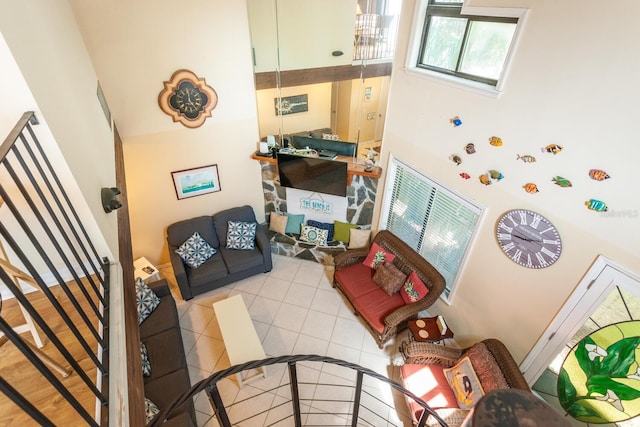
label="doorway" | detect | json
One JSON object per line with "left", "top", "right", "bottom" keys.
{"left": 520, "top": 256, "right": 640, "bottom": 426}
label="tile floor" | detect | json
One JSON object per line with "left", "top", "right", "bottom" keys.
{"left": 158, "top": 254, "right": 413, "bottom": 426}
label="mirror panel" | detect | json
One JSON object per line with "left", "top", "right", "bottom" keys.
{"left": 248, "top": 0, "right": 401, "bottom": 158}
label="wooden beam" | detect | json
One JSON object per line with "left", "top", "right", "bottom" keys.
{"left": 254, "top": 63, "right": 392, "bottom": 90}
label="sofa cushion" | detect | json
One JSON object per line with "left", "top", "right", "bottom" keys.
{"left": 285, "top": 213, "right": 305, "bottom": 234}
{"left": 443, "top": 356, "right": 485, "bottom": 409}
{"left": 363, "top": 242, "right": 396, "bottom": 270}
{"left": 140, "top": 295, "right": 177, "bottom": 339}
{"left": 307, "top": 220, "right": 334, "bottom": 241}
{"left": 462, "top": 342, "right": 509, "bottom": 392}
{"left": 213, "top": 205, "right": 258, "bottom": 244}
{"left": 269, "top": 213, "right": 288, "bottom": 234}
{"left": 167, "top": 215, "right": 219, "bottom": 249}
{"left": 145, "top": 397, "right": 160, "bottom": 424}
{"left": 136, "top": 278, "right": 160, "bottom": 325}
{"left": 372, "top": 261, "right": 407, "bottom": 295}
{"left": 144, "top": 369, "right": 193, "bottom": 420}
{"left": 184, "top": 253, "right": 228, "bottom": 287}
{"left": 219, "top": 246, "right": 265, "bottom": 274}
{"left": 176, "top": 231, "right": 217, "bottom": 268}
{"left": 351, "top": 286, "right": 404, "bottom": 333}
{"left": 334, "top": 220, "right": 357, "bottom": 242}
{"left": 400, "top": 271, "right": 430, "bottom": 304}
{"left": 300, "top": 225, "right": 328, "bottom": 245}
{"left": 143, "top": 327, "right": 187, "bottom": 384}
{"left": 401, "top": 364, "right": 459, "bottom": 414}
{"left": 226, "top": 220, "right": 257, "bottom": 250}
{"left": 334, "top": 263, "right": 377, "bottom": 301}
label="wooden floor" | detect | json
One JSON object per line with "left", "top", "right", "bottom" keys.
{"left": 0, "top": 277, "right": 103, "bottom": 426}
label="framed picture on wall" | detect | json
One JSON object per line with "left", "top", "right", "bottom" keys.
{"left": 171, "top": 164, "right": 221, "bottom": 200}
{"left": 274, "top": 94, "right": 308, "bottom": 115}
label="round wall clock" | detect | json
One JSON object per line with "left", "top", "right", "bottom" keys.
{"left": 158, "top": 69, "right": 218, "bottom": 128}
{"left": 495, "top": 209, "right": 562, "bottom": 269}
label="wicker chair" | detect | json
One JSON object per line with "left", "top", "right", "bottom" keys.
{"left": 399, "top": 338, "right": 531, "bottom": 427}
{"left": 333, "top": 230, "right": 445, "bottom": 348}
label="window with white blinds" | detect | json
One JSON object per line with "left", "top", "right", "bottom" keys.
{"left": 381, "top": 157, "right": 483, "bottom": 299}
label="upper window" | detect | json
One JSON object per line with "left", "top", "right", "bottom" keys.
{"left": 408, "top": 0, "right": 527, "bottom": 93}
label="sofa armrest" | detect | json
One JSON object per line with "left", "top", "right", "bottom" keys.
{"left": 401, "top": 341, "right": 463, "bottom": 367}
{"left": 254, "top": 225, "right": 273, "bottom": 271}
{"left": 168, "top": 247, "right": 192, "bottom": 299}
{"left": 147, "top": 278, "right": 172, "bottom": 298}
{"left": 334, "top": 248, "right": 369, "bottom": 270}
{"left": 482, "top": 338, "right": 530, "bottom": 391}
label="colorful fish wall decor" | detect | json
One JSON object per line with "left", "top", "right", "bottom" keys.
{"left": 460, "top": 172, "right": 470, "bottom": 180}
{"left": 585, "top": 199, "right": 608, "bottom": 212}
{"left": 465, "top": 143, "right": 476, "bottom": 154}
{"left": 450, "top": 154, "right": 462, "bottom": 165}
{"left": 589, "top": 169, "right": 610, "bottom": 181}
{"left": 517, "top": 154, "right": 537, "bottom": 163}
{"left": 542, "top": 144, "right": 563, "bottom": 155}
{"left": 489, "top": 170, "right": 504, "bottom": 181}
{"left": 523, "top": 183, "right": 539, "bottom": 194}
{"left": 552, "top": 176, "right": 572, "bottom": 187}
{"left": 489, "top": 136, "right": 503, "bottom": 146}
{"left": 479, "top": 174, "right": 492, "bottom": 185}
{"left": 450, "top": 116, "right": 462, "bottom": 127}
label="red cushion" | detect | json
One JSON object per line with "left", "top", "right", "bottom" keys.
{"left": 400, "top": 271, "right": 430, "bottom": 304}
{"left": 334, "top": 263, "right": 378, "bottom": 301}
{"left": 362, "top": 242, "right": 396, "bottom": 269}
{"left": 351, "top": 286, "right": 404, "bottom": 333}
{"left": 401, "top": 364, "right": 459, "bottom": 422}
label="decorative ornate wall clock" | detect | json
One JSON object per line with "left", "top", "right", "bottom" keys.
{"left": 158, "top": 69, "right": 218, "bottom": 128}
{"left": 495, "top": 209, "right": 562, "bottom": 269}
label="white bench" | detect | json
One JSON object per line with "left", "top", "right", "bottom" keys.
{"left": 213, "top": 294, "right": 267, "bottom": 387}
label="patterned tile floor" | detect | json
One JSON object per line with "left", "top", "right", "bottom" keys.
{"left": 158, "top": 254, "right": 412, "bottom": 426}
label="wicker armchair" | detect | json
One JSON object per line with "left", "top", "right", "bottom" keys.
{"left": 399, "top": 338, "right": 530, "bottom": 427}
{"left": 333, "top": 230, "right": 445, "bottom": 348}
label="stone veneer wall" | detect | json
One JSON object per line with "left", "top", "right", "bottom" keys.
{"left": 257, "top": 160, "right": 379, "bottom": 264}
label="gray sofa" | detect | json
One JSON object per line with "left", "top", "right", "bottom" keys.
{"left": 167, "top": 205, "right": 273, "bottom": 300}
{"left": 141, "top": 279, "right": 195, "bottom": 426}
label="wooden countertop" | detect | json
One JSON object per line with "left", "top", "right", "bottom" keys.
{"left": 251, "top": 152, "right": 382, "bottom": 179}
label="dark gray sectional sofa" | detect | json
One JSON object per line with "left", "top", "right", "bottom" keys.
{"left": 140, "top": 279, "right": 195, "bottom": 426}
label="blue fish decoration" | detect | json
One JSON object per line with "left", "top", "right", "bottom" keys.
{"left": 585, "top": 199, "right": 608, "bottom": 212}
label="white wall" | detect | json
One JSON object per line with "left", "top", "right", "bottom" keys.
{"left": 69, "top": 0, "right": 265, "bottom": 266}
{"left": 379, "top": 0, "right": 640, "bottom": 362}
{"left": 0, "top": 2, "right": 116, "bottom": 262}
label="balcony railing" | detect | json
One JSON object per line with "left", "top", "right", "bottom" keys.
{"left": 150, "top": 354, "right": 447, "bottom": 427}
{"left": 0, "top": 112, "right": 110, "bottom": 425}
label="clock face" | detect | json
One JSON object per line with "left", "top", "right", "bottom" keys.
{"left": 496, "top": 209, "right": 562, "bottom": 269}
{"left": 170, "top": 81, "right": 208, "bottom": 119}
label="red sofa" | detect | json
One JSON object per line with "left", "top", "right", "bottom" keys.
{"left": 333, "top": 230, "right": 445, "bottom": 348}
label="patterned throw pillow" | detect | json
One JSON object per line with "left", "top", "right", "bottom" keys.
{"left": 362, "top": 242, "right": 396, "bottom": 270}
{"left": 400, "top": 271, "right": 430, "bottom": 304}
{"left": 145, "top": 397, "right": 160, "bottom": 423}
{"left": 307, "top": 220, "right": 334, "bottom": 241}
{"left": 299, "top": 225, "right": 329, "bottom": 245}
{"left": 443, "top": 356, "right": 485, "bottom": 409}
{"left": 372, "top": 261, "right": 407, "bottom": 296}
{"left": 175, "top": 231, "right": 217, "bottom": 269}
{"left": 226, "top": 220, "right": 257, "bottom": 250}
{"left": 269, "top": 213, "right": 288, "bottom": 234}
{"left": 140, "top": 342, "right": 151, "bottom": 377}
{"left": 135, "top": 277, "right": 160, "bottom": 325}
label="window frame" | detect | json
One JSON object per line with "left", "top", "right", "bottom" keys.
{"left": 405, "top": 0, "right": 528, "bottom": 97}
{"left": 378, "top": 155, "right": 485, "bottom": 303}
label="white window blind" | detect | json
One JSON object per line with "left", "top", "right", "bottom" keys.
{"left": 382, "top": 157, "right": 483, "bottom": 298}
